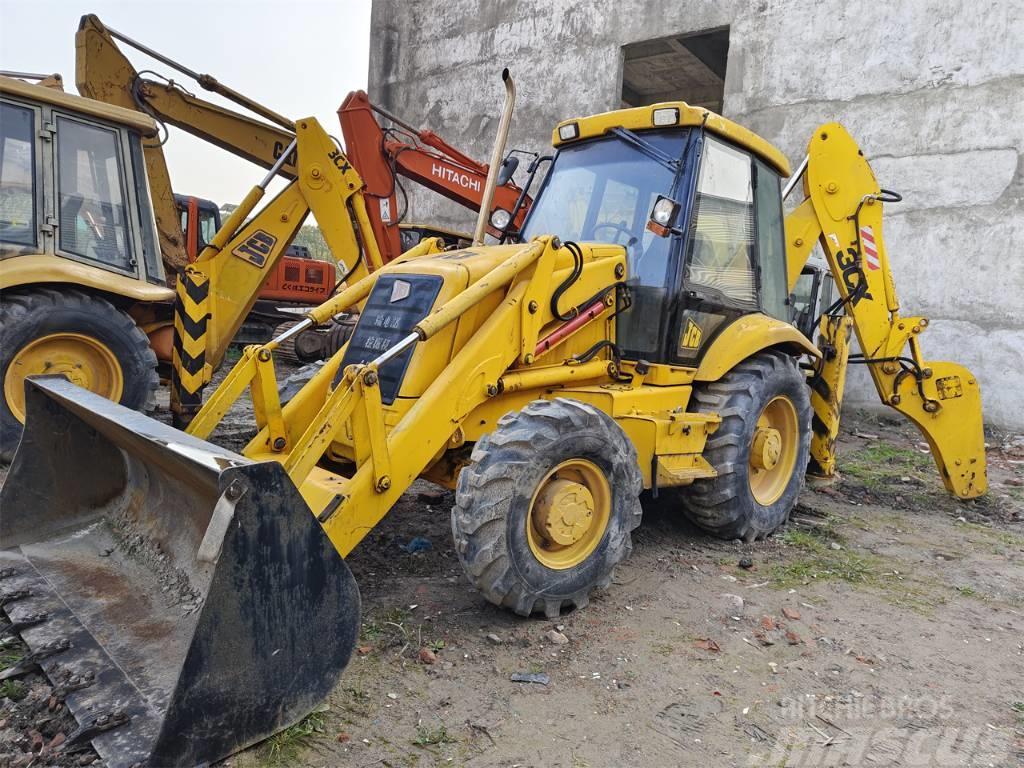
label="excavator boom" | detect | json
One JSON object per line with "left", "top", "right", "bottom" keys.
{"left": 77, "top": 13, "right": 533, "bottom": 278}
{"left": 339, "top": 90, "right": 534, "bottom": 257}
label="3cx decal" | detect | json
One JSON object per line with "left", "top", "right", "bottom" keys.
{"left": 328, "top": 148, "right": 352, "bottom": 173}
{"left": 231, "top": 230, "right": 277, "bottom": 266}
{"left": 835, "top": 246, "right": 873, "bottom": 305}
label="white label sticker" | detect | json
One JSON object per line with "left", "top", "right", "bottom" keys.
{"left": 379, "top": 198, "right": 392, "bottom": 224}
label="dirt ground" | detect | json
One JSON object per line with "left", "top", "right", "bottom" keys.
{"left": 2, "top": 362, "right": 1022, "bottom": 767}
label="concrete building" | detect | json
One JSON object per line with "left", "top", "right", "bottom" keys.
{"left": 368, "top": 0, "right": 1024, "bottom": 428}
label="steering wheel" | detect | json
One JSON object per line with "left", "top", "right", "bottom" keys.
{"left": 592, "top": 221, "right": 634, "bottom": 244}
{"left": 592, "top": 221, "right": 639, "bottom": 262}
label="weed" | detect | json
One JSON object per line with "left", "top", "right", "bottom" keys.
{"left": 413, "top": 723, "right": 457, "bottom": 746}
{"left": 772, "top": 551, "right": 877, "bottom": 588}
{"left": 0, "top": 679, "right": 27, "bottom": 701}
{"left": 361, "top": 606, "right": 411, "bottom": 642}
{"left": 344, "top": 686, "right": 369, "bottom": 702}
{"left": 428, "top": 639, "right": 446, "bottom": 651}
{"left": 260, "top": 708, "right": 328, "bottom": 765}
{"left": 650, "top": 642, "right": 675, "bottom": 656}
{"left": 843, "top": 443, "right": 933, "bottom": 490}
{"left": 955, "top": 585, "right": 977, "bottom": 597}
{"left": 1011, "top": 701, "right": 1024, "bottom": 714}
{"left": 0, "top": 643, "right": 24, "bottom": 667}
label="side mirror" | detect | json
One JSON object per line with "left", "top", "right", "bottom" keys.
{"left": 646, "top": 195, "right": 681, "bottom": 237}
{"left": 496, "top": 155, "right": 520, "bottom": 186}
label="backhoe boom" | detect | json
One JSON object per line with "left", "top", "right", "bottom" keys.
{"left": 784, "top": 124, "right": 986, "bottom": 497}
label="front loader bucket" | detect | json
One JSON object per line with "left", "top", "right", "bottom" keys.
{"left": 0, "top": 377, "right": 360, "bottom": 767}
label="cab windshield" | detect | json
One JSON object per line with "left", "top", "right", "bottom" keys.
{"left": 520, "top": 129, "right": 689, "bottom": 357}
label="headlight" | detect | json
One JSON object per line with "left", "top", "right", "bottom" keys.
{"left": 490, "top": 208, "right": 512, "bottom": 231}
{"left": 652, "top": 197, "right": 676, "bottom": 225}
{"left": 557, "top": 122, "right": 580, "bottom": 141}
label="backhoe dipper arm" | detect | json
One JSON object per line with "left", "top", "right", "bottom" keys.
{"left": 171, "top": 118, "right": 381, "bottom": 421}
{"left": 75, "top": 14, "right": 298, "bottom": 273}
{"left": 784, "top": 123, "right": 986, "bottom": 498}
{"left": 339, "top": 91, "right": 530, "bottom": 260}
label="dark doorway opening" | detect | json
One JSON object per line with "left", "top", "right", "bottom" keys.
{"left": 621, "top": 28, "right": 729, "bottom": 113}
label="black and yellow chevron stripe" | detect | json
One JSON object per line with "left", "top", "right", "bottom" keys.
{"left": 171, "top": 267, "right": 211, "bottom": 414}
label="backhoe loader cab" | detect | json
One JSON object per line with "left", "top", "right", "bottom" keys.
{"left": 521, "top": 104, "right": 796, "bottom": 366}
{"left": 0, "top": 75, "right": 171, "bottom": 459}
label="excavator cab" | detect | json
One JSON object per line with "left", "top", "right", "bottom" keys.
{"left": 174, "top": 193, "right": 221, "bottom": 260}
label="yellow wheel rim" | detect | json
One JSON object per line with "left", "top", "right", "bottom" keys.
{"left": 748, "top": 395, "right": 799, "bottom": 506}
{"left": 527, "top": 458, "right": 611, "bottom": 570}
{"left": 4, "top": 333, "right": 123, "bottom": 423}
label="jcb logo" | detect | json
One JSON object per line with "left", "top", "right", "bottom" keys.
{"left": 680, "top": 319, "right": 702, "bottom": 349}
{"left": 232, "top": 230, "right": 277, "bottom": 266}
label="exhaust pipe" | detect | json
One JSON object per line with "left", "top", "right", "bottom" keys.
{"left": 472, "top": 68, "right": 516, "bottom": 245}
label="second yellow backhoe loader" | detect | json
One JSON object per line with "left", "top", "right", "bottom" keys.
{"left": 0, "top": 81, "right": 987, "bottom": 765}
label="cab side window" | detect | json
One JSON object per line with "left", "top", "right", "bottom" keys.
{"left": 754, "top": 160, "right": 788, "bottom": 320}
{"left": 56, "top": 116, "right": 133, "bottom": 271}
{"left": 0, "top": 102, "right": 37, "bottom": 248}
{"left": 683, "top": 137, "right": 758, "bottom": 310}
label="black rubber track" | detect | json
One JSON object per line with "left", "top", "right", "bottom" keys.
{"left": 452, "top": 398, "right": 643, "bottom": 618}
{"left": 0, "top": 288, "right": 158, "bottom": 461}
{"left": 680, "top": 350, "right": 811, "bottom": 542}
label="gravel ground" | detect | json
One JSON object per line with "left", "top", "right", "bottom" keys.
{"left": 2, "top": 362, "right": 1022, "bottom": 767}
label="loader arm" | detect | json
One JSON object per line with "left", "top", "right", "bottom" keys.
{"left": 170, "top": 117, "right": 382, "bottom": 421}
{"left": 784, "top": 124, "right": 986, "bottom": 498}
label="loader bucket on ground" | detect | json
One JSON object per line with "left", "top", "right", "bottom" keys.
{"left": 0, "top": 376, "right": 360, "bottom": 767}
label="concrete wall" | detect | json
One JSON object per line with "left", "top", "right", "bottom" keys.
{"left": 368, "top": 0, "right": 1024, "bottom": 428}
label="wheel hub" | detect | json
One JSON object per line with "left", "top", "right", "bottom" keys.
{"left": 747, "top": 396, "right": 800, "bottom": 506}
{"left": 751, "top": 427, "right": 782, "bottom": 471}
{"left": 526, "top": 459, "right": 612, "bottom": 570}
{"left": 533, "top": 478, "right": 595, "bottom": 546}
{"left": 4, "top": 333, "right": 123, "bottom": 423}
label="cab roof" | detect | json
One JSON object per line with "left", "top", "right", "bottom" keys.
{"left": 0, "top": 75, "right": 158, "bottom": 136}
{"left": 552, "top": 101, "right": 791, "bottom": 177}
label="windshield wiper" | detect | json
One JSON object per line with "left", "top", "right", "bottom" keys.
{"left": 609, "top": 127, "right": 680, "bottom": 172}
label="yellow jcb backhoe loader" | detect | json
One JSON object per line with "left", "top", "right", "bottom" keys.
{"left": 0, "top": 89, "right": 986, "bottom": 765}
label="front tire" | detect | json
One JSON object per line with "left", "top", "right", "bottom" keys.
{"left": 452, "top": 398, "right": 643, "bottom": 618}
{"left": 0, "top": 288, "right": 158, "bottom": 461}
{"left": 680, "top": 350, "right": 811, "bottom": 541}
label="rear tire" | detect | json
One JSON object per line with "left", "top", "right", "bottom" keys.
{"left": 0, "top": 288, "right": 158, "bottom": 461}
{"left": 452, "top": 398, "right": 642, "bottom": 618}
{"left": 680, "top": 350, "right": 811, "bottom": 541}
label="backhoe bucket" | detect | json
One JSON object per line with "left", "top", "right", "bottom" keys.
{"left": 0, "top": 377, "right": 360, "bottom": 767}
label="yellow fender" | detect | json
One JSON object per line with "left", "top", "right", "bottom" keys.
{"left": 694, "top": 313, "right": 819, "bottom": 382}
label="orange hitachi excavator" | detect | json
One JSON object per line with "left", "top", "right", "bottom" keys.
{"left": 338, "top": 90, "right": 541, "bottom": 256}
